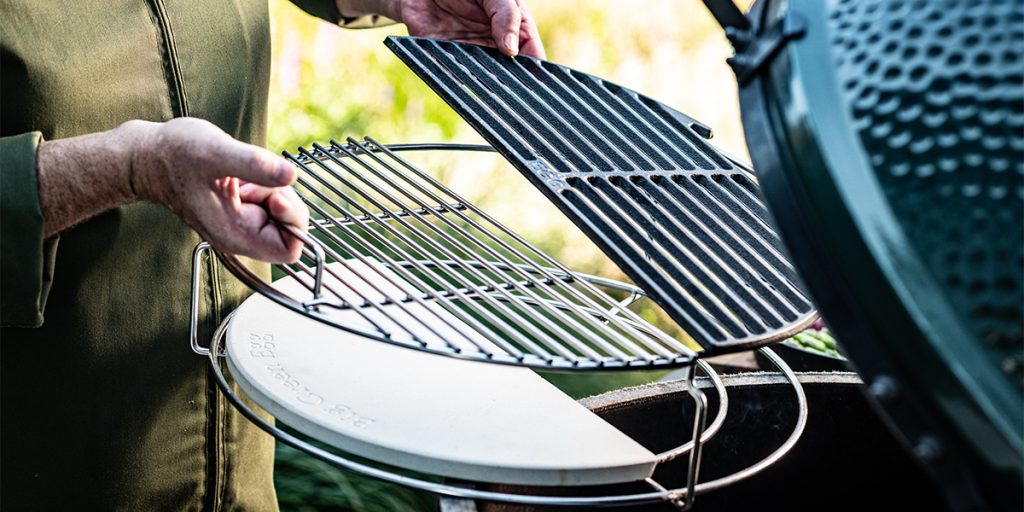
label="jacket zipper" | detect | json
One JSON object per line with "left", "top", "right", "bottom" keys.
{"left": 145, "top": 4, "right": 211, "bottom": 508}
{"left": 202, "top": 251, "right": 224, "bottom": 511}
{"left": 210, "top": 255, "right": 226, "bottom": 511}
{"left": 147, "top": 0, "right": 190, "bottom": 117}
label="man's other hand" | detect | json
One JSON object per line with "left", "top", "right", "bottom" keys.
{"left": 338, "top": 0, "right": 545, "bottom": 58}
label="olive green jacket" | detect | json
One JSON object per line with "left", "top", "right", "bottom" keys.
{"left": 0, "top": 2, "right": 381, "bottom": 510}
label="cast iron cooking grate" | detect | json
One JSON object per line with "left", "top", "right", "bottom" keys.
{"left": 386, "top": 36, "right": 817, "bottom": 353}
{"left": 209, "top": 137, "right": 699, "bottom": 369}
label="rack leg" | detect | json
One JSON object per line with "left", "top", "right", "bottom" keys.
{"left": 682, "top": 363, "right": 709, "bottom": 511}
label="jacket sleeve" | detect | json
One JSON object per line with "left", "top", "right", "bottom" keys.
{"left": 1, "top": 132, "right": 59, "bottom": 328}
{"left": 289, "top": 0, "right": 398, "bottom": 28}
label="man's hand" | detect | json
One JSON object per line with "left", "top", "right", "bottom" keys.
{"left": 36, "top": 118, "right": 309, "bottom": 264}
{"left": 133, "top": 119, "right": 309, "bottom": 263}
{"left": 339, "top": 0, "right": 545, "bottom": 58}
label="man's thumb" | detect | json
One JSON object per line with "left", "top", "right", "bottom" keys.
{"left": 216, "top": 139, "right": 296, "bottom": 187}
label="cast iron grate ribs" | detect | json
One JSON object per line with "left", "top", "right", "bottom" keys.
{"left": 386, "top": 36, "right": 817, "bottom": 353}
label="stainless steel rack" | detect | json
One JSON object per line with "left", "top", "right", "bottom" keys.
{"left": 197, "top": 137, "right": 705, "bottom": 370}
{"left": 189, "top": 140, "right": 810, "bottom": 510}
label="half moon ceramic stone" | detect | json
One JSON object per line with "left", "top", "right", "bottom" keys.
{"left": 224, "top": 260, "right": 658, "bottom": 486}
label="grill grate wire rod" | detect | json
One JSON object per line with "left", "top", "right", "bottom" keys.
{"left": 188, "top": 139, "right": 813, "bottom": 510}
{"left": 207, "top": 137, "right": 700, "bottom": 370}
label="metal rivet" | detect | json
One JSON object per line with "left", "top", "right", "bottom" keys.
{"left": 867, "top": 374, "right": 901, "bottom": 405}
{"left": 1001, "top": 355, "right": 1022, "bottom": 376}
{"left": 913, "top": 435, "right": 944, "bottom": 464}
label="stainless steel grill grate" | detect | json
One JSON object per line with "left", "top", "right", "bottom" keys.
{"left": 190, "top": 137, "right": 813, "bottom": 510}
{"left": 211, "top": 137, "right": 697, "bottom": 369}
{"left": 386, "top": 36, "right": 817, "bottom": 353}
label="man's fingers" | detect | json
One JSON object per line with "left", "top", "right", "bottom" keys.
{"left": 215, "top": 201, "right": 304, "bottom": 264}
{"left": 518, "top": 35, "right": 545, "bottom": 60}
{"left": 263, "top": 226, "right": 306, "bottom": 263}
{"left": 266, "top": 187, "right": 309, "bottom": 229}
{"left": 161, "top": 118, "right": 305, "bottom": 263}
{"left": 517, "top": 1, "right": 546, "bottom": 59}
{"left": 238, "top": 183, "right": 308, "bottom": 229}
{"left": 238, "top": 182, "right": 272, "bottom": 203}
{"left": 483, "top": 0, "right": 522, "bottom": 57}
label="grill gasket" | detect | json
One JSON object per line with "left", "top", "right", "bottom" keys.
{"left": 386, "top": 36, "right": 817, "bottom": 353}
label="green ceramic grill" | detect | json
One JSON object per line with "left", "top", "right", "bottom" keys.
{"left": 704, "top": 0, "right": 1023, "bottom": 509}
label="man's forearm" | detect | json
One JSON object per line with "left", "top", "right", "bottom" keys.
{"left": 35, "top": 122, "right": 146, "bottom": 238}
{"left": 34, "top": 117, "right": 307, "bottom": 263}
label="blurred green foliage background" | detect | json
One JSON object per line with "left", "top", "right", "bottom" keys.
{"left": 266, "top": 1, "right": 750, "bottom": 510}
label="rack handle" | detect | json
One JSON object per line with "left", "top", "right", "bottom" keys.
{"left": 190, "top": 223, "right": 325, "bottom": 356}
{"left": 190, "top": 242, "right": 213, "bottom": 356}
{"left": 282, "top": 223, "right": 325, "bottom": 305}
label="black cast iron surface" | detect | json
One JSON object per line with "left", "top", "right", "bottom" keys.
{"left": 386, "top": 36, "right": 816, "bottom": 354}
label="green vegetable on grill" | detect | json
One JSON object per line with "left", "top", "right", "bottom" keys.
{"left": 785, "top": 328, "right": 844, "bottom": 358}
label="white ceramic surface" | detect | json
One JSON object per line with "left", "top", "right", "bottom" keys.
{"left": 225, "top": 260, "right": 657, "bottom": 486}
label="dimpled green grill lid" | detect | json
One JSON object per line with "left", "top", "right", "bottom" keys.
{"left": 731, "top": 0, "right": 1022, "bottom": 508}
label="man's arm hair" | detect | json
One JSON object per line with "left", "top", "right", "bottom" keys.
{"left": 34, "top": 118, "right": 308, "bottom": 263}
{"left": 36, "top": 122, "right": 140, "bottom": 238}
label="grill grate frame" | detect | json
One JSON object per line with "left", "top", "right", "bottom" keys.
{"left": 213, "top": 138, "right": 700, "bottom": 370}
{"left": 386, "top": 36, "right": 817, "bottom": 353}
{"left": 189, "top": 138, "right": 813, "bottom": 507}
